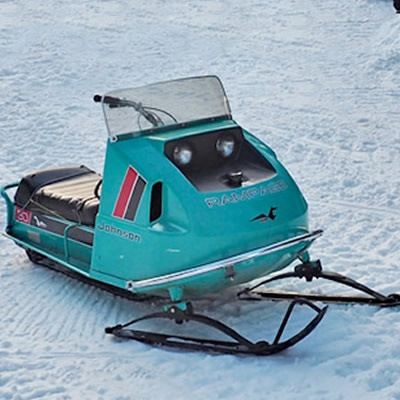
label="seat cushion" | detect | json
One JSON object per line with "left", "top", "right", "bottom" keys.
{"left": 14, "top": 165, "right": 101, "bottom": 227}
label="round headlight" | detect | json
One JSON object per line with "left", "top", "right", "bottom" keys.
{"left": 216, "top": 135, "right": 235, "bottom": 158}
{"left": 173, "top": 144, "right": 193, "bottom": 166}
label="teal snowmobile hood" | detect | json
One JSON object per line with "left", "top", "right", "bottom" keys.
{"left": 92, "top": 119, "right": 309, "bottom": 298}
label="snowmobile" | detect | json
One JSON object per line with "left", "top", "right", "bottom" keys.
{"left": 2, "top": 76, "right": 399, "bottom": 355}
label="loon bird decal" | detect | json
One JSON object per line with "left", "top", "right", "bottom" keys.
{"left": 251, "top": 207, "right": 277, "bottom": 222}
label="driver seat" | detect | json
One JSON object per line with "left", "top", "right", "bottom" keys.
{"left": 14, "top": 165, "right": 101, "bottom": 227}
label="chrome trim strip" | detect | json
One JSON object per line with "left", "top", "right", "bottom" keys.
{"left": 127, "top": 229, "right": 323, "bottom": 291}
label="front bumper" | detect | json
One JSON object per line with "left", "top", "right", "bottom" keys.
{"left": 127, "top": 229, "right": 323, "bottom": 293}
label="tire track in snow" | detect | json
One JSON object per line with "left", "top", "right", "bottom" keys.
{"left": 10, "top": 270, "right": 75, "bottom": 337}
{"left": 309, "top": 198, "right": 400, "bottom": 218}
{"left": 265, "top": 123, "right": 400, "bottom": 173}
{"left": 0, "top": 253, "right": 153, "bottom": 345}
{"left": 0, "top": 267, "right": 62, "bottom": 329}
{"left": 50, "top": 282, "right": 109, "bottom": 341}
{"left": 6, "top": 266, "right": 95, "bottom": 340}
{"left": 84, "top": 291, "right": 112, "bottom": 338}
{"left": 40, "top": 279, "right": 95, "bottom": 341}
{"left": 1, "top": 350, "right": 143, "bottom": 361}
{"left": 15, "top": 265, "right": 148, "bottom": 343}
{"left": 35, "top": 275, "right": 119, "bottom": 343}
{"left": 264, "top": 124, "right": 374, "bottom": 162}
{"left": 263, "top": 124, "right": 400, "bottom": 218}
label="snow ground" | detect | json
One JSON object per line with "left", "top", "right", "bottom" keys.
{"left": 0, "top": 0, "right": 400, "bottom": 399}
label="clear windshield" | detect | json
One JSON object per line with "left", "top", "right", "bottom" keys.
{"left": 101, "top": 76, "right": 232, "bottom": 139}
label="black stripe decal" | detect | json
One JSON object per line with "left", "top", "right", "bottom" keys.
{"left": 30, "top": 214, "right": 94, "bottom": 246}
{"left": 124, "top": 177, "right": 146, "bottom": 221}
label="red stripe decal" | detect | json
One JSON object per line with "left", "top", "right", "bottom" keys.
{"left": 113, "top": 167, "right": 138, "bottom": 218}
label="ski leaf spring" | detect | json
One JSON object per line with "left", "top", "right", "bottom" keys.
{"left": 105, "top": 299, "right": 327, "bottom": 356}
{"left": 238, "top": 260, "right": 400, "bottom": 307}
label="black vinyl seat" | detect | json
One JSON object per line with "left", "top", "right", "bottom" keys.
{"left": 14, "top": 165, "right": 101, "bottom": 227}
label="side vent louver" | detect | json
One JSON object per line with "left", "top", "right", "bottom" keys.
{"left": 150, "top": 182, "right": 162, "bottom": 223}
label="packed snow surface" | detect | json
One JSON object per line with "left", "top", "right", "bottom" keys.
{"left": 1, "top": 0, "right": 400, "bottom": 399}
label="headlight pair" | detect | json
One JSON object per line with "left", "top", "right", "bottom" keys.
{"left": 172, "top": 134, "right": 236, "bottom": 166}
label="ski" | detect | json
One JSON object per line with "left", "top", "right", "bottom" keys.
{"left": 105, "top": 299, "right": 327, "bottom": 356}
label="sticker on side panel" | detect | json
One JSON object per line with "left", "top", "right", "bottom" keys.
{"left": 204, "top": 179, "right": 288, "bottom": 208}
{"left": 97, "top": 221, "right": 141, "bottom": 243}
{"left": 113, "top": 166, "right": 147, "bottom": 222}
{"left": 15, "top": 206, "right": 32, "bottom": 225}
{"left": 251, "top": 207, "right": 277, "bottom": 223}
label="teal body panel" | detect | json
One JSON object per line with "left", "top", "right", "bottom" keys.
{"left": 90, "top": 120, "right": 309, "bottom": 299}
{"left": 2, "top": 119, "right": 312, "bottom": 303}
